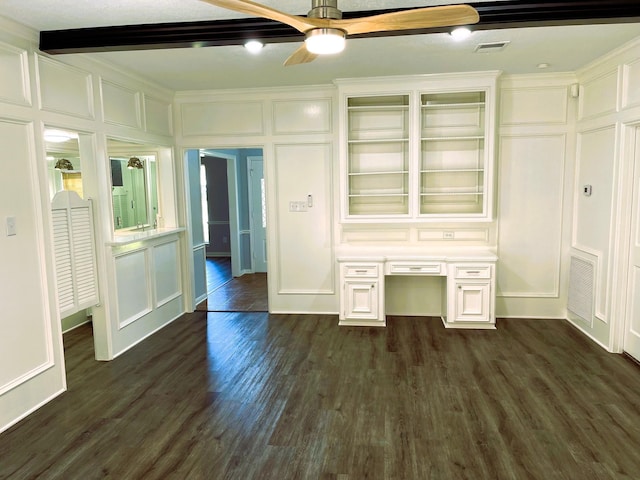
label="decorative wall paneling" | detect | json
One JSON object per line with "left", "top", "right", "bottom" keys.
{"left": 0, "top": 115, "right": 65, "bottom": 433}
{"left": 144, "top": 94, "right": 173, "bottom": 136}
{"left": 109, "top": 234, "right": 183, "bottom": 354}
{"left": 101, "top": 79, "right": 141, "bottom": 129}
{"left": 36, "top": 54, "right": 94, "bottom": 119}
{"left": 571, "top": 36, "right": 640, "bottom": 351}
{"left": 497, "top": 134, "right": 566, "bottom": 298}
{"left": 174, "top": 86, "right": 339, "bottom": 315}
{"left": 573, "top": 125, "right": 617, "bottom": 324}
{"left": 180, "top": 101, "right": 264, "bottom": 137}
{"left": 496, "top": 74, "right": 577, "bottom": 319}
{"left": 272, "top": 99, "right": 332, "bottom": 135}
{"left": 272, "top": 143, "right": 335, "bottom": 296}
{"left": 0, "top": 41, "right": 31, "bottom": 107}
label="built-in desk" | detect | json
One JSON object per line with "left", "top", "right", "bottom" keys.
{"left": 337, "top": 249, "right": 497, "bottom": 329}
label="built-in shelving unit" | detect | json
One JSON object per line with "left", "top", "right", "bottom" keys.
{"left": 347, "top": 95, "right": 410, "bottom": 216}
{"left": 337, "top": 72, "right": 499, "bottom": 223}
{"left": 420, "top": 91, "right": 486, "bottom": 215}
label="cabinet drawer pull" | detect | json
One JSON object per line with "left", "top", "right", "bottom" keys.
{"left": 409, "top": 267, "right": 422, "bottom": 271}
{"left": 355, "top": 269, "right": 368, "bottom": 274}
{"left": 466, "top": 270, "right": 481, "bottom": 274}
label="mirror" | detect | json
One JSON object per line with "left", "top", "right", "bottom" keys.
{"left": 108, "top": 139, "right": 159, "bottom": 231}
{"left": 45, "top": 128, "right": 82, "bottom": 200}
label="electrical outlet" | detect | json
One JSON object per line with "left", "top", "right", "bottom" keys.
{"left": 443, "top": 231, "right": 454, "bottom": 240}
{"left": 289, "top": 201, "right": 307, "bottom": 212}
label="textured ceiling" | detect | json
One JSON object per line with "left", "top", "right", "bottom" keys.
{"left": 1, "top": 1, "right": 639, "bottom": 91}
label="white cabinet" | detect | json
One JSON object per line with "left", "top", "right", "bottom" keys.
{"left": 337, "top": 72, "right": 499, "bottom": 222}
{"left": 339, "top": 261, "right": 385, "bottom": 326}
{"left": 338, "top": 253, "right": 496, "bottom": 329}
{"left": 444, "top": 263, "right": 495, "bottom": 329}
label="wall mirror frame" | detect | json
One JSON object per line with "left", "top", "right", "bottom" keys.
{"left": 107, "top": 138, "right": 160, "bottom": 233}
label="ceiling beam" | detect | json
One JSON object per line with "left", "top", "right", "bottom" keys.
{"left": 39, "top": 0, "right": 640, "bottom": 54}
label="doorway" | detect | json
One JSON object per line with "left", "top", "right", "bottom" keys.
{"left": 191, "top": 147, "right": 268, "bottom": 312}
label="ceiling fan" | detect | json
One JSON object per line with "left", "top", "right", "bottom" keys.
{"left": 200, "top": 0, "right": 480, "bottom": 65}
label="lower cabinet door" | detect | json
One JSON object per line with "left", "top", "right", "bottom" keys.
{"left": 344, "top": 280, "right": 379, "bottom": 321}
{"left": 454, "top": 282, "right": 491, "bottom": 323}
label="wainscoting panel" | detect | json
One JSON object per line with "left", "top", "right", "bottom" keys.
{"left": 273, "top": 143, "right": 334, "bottom": 295}
{"left": 272, "top": 98, "right": 332, "bottom": 135}
{"left": 37, "top": 55, "right": 93, "bottom": 119}
{"left": 0, "top": 41, "right": 30, "bottom": 106}
{"left": 497, "top": 134, "right": 566, "bottom": 297}
{"left": 144, "top": 94, "right": 173, "bottom": 136}
{"left": 153, "top": 240, "right": 181, "bottom": 307}
{"left": 623, "top": 58, "right": 640, "bottom": 110}
{"left": 579, "top": 69, "right": 619, "bottom": 120}
{"left": 115, "top": 249, "right": 151, "bottom": 328}
{"left": 0, "top": 119, "right": 54, "bottom": 396}
{"left": 101, "top": 79, "right": 141, "bottom": 129}
{"left": 574, "top": 126, "right": 616, "bottom": 322}
{"left": 500, "top": 86, "right": 568, "bottom": 126}
{"left": 180, "top": 101, "right": 264, "bottom": 137}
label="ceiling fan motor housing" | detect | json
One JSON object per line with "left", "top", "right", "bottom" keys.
{"left": 308, "top": 0, "right": 342, "bottom": 19}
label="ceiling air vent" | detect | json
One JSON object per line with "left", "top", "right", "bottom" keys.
{"left": 474, "top": 41, "right": 510, "bottom": 53}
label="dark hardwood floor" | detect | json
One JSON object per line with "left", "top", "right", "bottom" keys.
{"left": 197, "top": 257, "right": 268, "bottom": 312}
{"left": 2, "top": 314, "right": 640, "bottom": 479}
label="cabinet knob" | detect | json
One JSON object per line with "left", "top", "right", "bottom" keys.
{"left": 458, "top": 285, "right": 462, "bottom": 290}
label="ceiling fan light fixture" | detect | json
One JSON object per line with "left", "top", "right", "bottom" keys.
{"left": 450, "top": 27, "right": 472, "bottom": 41}
{"left": 304, "top": 28, "right": 346, "bottom": 55}
{"left": 244, "top": 40, "right": 264, "bottom": 54}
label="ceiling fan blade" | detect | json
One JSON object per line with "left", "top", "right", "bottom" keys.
{"left": 199, "top": 0, "right": 317, "bottom": 33}
{"left": 283, "top": 44, "right": 318, "bottom": 66}
{"left": 330, "top": 5, "right": 479, "bottom": 36}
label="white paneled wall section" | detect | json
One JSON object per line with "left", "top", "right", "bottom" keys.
{"left": 0, "top": 15, "right": 179, "bottom": 433}
{"left": 174, "top": 87, "right": 338, "bottom": 314}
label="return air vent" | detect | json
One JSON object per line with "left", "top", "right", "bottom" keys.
{"left": 474, "top": 41, "right": 510, "bottom": 53}
{"left": 568, "top": 255, "right": 594, "bottom": 325}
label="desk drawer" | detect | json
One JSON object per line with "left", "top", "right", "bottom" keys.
{"left": 344, "top": 264, "right": 379, "bottom": 278}
{"left": 454, "top": 265, "right": 491, "bottom": 279}
{"left": 387, "top": 262, "right": 443, "bottom": 275}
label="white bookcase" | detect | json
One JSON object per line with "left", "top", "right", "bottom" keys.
{"left": 337, "top": 72, "right": 499, "bottom": 222}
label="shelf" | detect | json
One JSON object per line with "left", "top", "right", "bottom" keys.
{"left": 349, "top": 138, "right": 410, "bottom": 144}
{"left": 350, "top": 193, "right": 409, "bottom": 198}
{"left": 421, "top": 136, "right": 484, "bottom": 141}
{"left": 349, "top": 105, "right": 410, "bottom": 111}
{"left": 422, "top": 102, "right": 485, "bottom": 109}
{"left": 349, "top": 170, "right": 408, "bottom": 176}
{"left": 421, "top": 169, "right": 483, "bottom": 173}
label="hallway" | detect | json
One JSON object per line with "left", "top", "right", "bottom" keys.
{"left": 197, "top": 257, "right": 268, "bottom": 312}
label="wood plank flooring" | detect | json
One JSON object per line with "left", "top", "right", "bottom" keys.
{"left": 197, "top": 258, "right": 268, "bottom": 312}
{"left": 2, "top": 314, "right": 640, "bottom": 479}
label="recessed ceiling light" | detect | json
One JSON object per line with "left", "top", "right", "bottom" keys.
{"left": 450, "top": 27, "right": 472, "bottom": 41}
{"left": 244, "top": 40, "right": 264, "bottom": 54}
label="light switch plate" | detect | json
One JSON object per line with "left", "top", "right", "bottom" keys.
{"left": 6, "top": 216, "right": 16, "bottom": 236}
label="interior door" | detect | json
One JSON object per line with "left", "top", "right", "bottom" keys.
{"left": 249, "top": 156, "right": 267, "bottom": 272}
{"left": 624, "top": 127, "right": 640, "bottom": 362}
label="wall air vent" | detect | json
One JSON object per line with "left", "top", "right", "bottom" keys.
{"left": 568, "top": 255, "right": 594, "bottom": 326}
{"left": 474, "top": 41, "right": 510, "bottom": 53}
